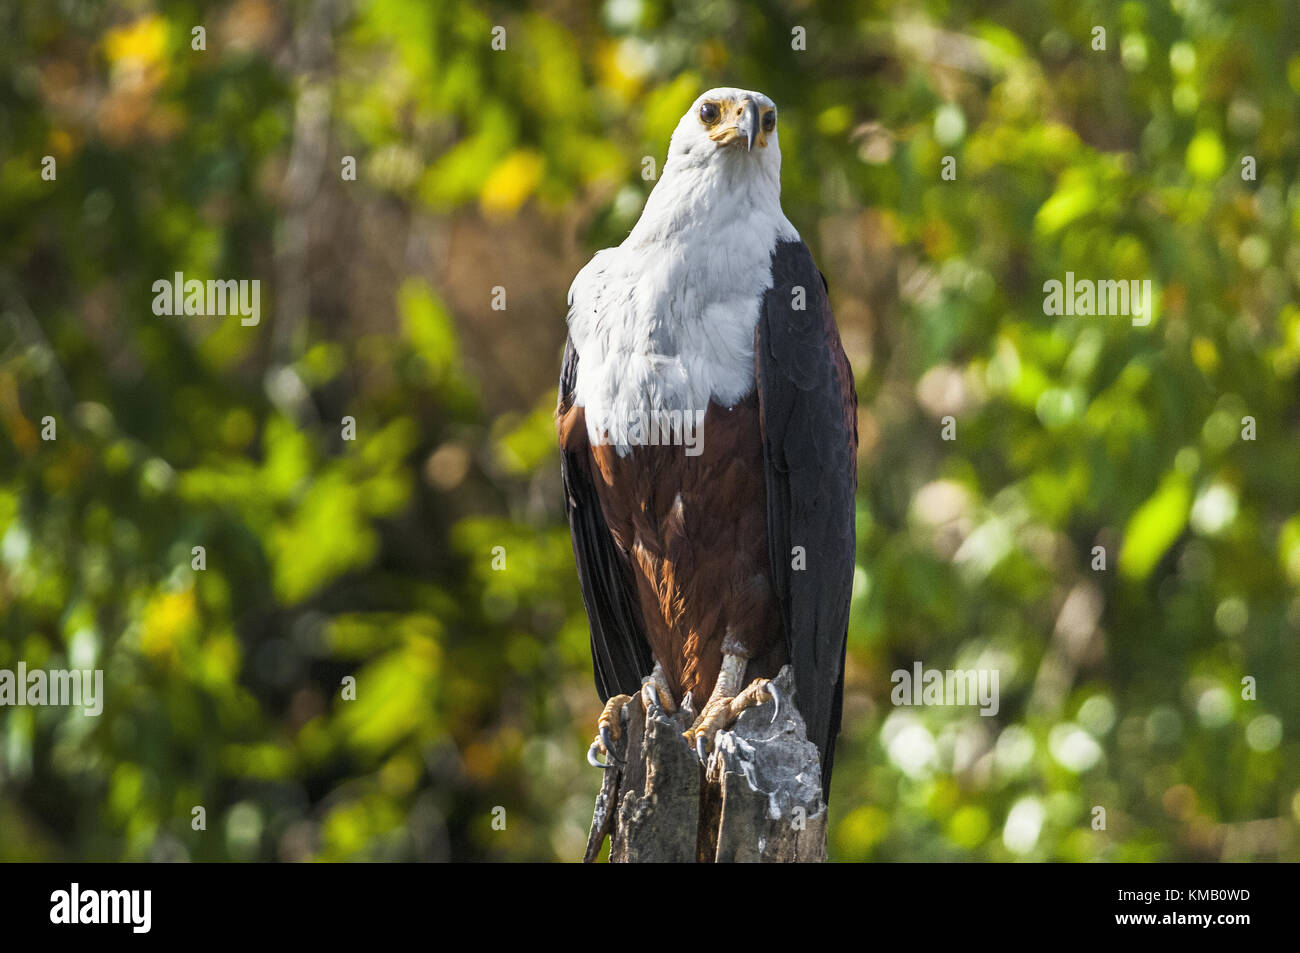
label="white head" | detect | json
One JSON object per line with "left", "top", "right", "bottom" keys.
{"left": 627, "top": 86, "right": 789, "bottom": 245}
{"left": 667, "top": 87, "right": 782, "bottom": 167}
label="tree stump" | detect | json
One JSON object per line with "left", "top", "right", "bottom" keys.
{"left": 583, "top": 665, "right": 827, "bottom": 863}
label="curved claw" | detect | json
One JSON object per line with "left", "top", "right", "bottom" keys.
{"left": 696, "top": 732, "right": 708, "bottom": 765}
{"left": 599, "top": 725, "right": 623, "bottom": 765}
{"left": 768, "top": 680, "right": 781, "bottom": 725}
{"left": 587, "top": 740, "right": 616, "bottom": 769}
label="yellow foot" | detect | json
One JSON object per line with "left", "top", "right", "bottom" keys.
{"left": 587, "top": 694, "right": 632, "bottom": 768}
{"left": 586, "top": 662, "right": 681, "bottom": 769}
{"left": 684, "top": 676, "right": 779, "bottom": 763}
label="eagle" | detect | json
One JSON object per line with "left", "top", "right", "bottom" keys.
{"left": 557, "top": 87, "right": 857, "bottom": 801}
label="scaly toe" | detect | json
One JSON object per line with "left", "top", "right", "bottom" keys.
{"left": 599, "top": 724, "right": 622, "bottom": 765}
{"left": 684, "top": 696, "right": 735, "bottom": 763}
{"left": 640, "top": 680, "right": 663, "bottom": 715}
{"left": 640, "top": 666, "right": 678, "bottom": 716}
{"left": 587, "top": 693, "right": 632, "bottom": 769}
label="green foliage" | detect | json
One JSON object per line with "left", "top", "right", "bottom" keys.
{"left": 1, "top": 0, "right": 1298, "bottom": 861}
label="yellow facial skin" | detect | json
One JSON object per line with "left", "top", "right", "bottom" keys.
{"left": 700, "top": 98, "right": 775, "bottom": 150}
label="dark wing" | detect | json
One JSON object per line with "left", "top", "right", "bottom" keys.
{"left": 558, "top": 338, "right": 655, "bottom": 701}
{"left": 755, "top": 240, "right": 858, "bottom": 802}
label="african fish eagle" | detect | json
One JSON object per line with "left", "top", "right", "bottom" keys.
{"left": 557, "top": 87, "right": 857, "bottom": 801}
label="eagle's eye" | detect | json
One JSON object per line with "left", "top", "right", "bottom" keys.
{"left": 698, "top": 102, "right": 721, "bottom": 125}
{"left": 762, "top": 110, "right": 776, "bottom": 132}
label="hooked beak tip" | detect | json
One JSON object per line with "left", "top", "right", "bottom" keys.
{"left": 741, "top": 100, "right": 759, "bottom": 152}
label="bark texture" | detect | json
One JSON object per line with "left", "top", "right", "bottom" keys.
{"left": 584, "top": 666, "right": 826, "bottom": 863}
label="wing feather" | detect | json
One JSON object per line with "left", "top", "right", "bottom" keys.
{"left": 756, "top": 241, "right": 858, "bottom": 801}
{"left": 558, "top": 339, "right": 654, "bottom": 700}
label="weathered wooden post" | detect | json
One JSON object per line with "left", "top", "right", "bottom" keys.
{"left": 584, "top": 665, "right": 827, "bottom": 862}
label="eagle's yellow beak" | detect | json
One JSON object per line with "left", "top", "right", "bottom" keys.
{"left": 709, "top": 99, "right": 763, "bottom": 151}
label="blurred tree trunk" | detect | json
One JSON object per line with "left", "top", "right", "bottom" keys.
{"left": 584, "top": 666, "right": 827, "bottom": 863}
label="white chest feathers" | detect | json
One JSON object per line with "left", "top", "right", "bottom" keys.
{"left": 567, "top": 207, "right": 797, "bottom": 450}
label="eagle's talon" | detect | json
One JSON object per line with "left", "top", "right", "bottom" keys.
{"left": 685, "top": 673, "right": 775, "bottom": 764}
{"left": 588, "top": 693, "right": 632, "bottom": 769}
{"left": 599, "top": 724, "right": 623, "bottom": 765}
{"left": 639, "top": 661, "right": 677, "bottom": 716}
{"left": 587, "top": 740, "right": 614, "bottom": 768}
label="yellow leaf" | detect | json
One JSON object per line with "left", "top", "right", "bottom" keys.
{"left": 1186, "top": 130, "right": 1225, "bottom": 182}
{"left": 480, "top": 150, "right": 544, "bottom": 218}
{"left": 1119, "top": 472, "right": 1191, "bottom": 580}
{"left": 141, "top": 589, "right": 197, "bottom": 661}
{"left": 104, "top": 16, "right": 169, "bottom": 68}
